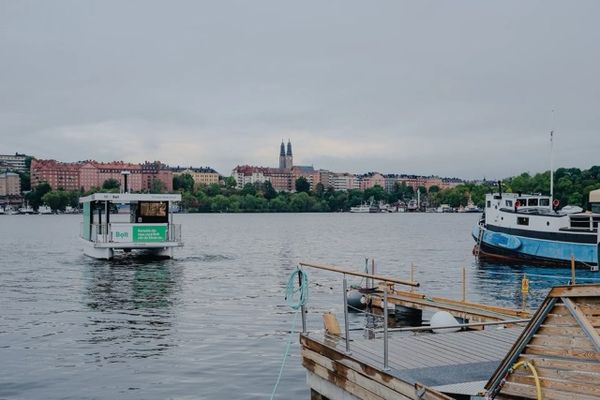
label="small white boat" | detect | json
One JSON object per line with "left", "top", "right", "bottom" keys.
{"left": 38, "top": 205, "right": 53, "bottom": 215}
{"left": 17, "top": 205, "right": 35, "bottom": 214}
{"left": 0, "top": 206, "right": 5, "bottom": 215}
{"left": 350, "top": 200, "right": 380, "bottom": 213}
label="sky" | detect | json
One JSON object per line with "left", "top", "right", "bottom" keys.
{"left": 1, "top": 1, "right": 599, "bottom": 179}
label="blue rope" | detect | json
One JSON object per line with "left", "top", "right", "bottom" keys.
{"left": 270, "top": 267, "right": 309, "bottom": 399}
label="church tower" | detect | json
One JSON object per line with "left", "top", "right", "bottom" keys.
{"left": 285, "top": 140, "right": 293, "bottom": 169}
{"left": 279, "top": 140, "right": 286, "bottom": 169}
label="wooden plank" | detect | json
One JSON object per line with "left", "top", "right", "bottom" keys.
{"left": 563, "top": 297, "right": 600, "bottom": 352}
{"left": 501, "top": 381, "right": 600, "bottom": 400}
{"left": 302, "top": 348, "right": 408, "bottom": 400}
{"left": 413, "top": 383, "right": 454, "bottom": 400}
{"left": 301, "top": 335, "right": 442, "bottom": 397}
{"left": 543, "top": 314, "right": 579, "bottom": 327}
{"left": 550, "top": 285, "right": 600, "bottom": 298}
{"left": 529, "top": 334, "right": 596, "bottom": 351}
{"left": 298, "top": 262, "right": 419, "bottom": 287}
{"left": 518, "top": 355, "right": 600, "bottom": 374}
{"left": 511, "top": 364, "right": 600, "bottom": 385}
{"left": 508, "top": 373, "right": 600, "bottom": 396}
{"left": 525, "top": 344, "right": 600, "bottom": 361}
{"left": 537, "top": 325, "right": 590, "bottom": 338}
{"left": 303, "top": 359, "right": 386, "bottom": 400}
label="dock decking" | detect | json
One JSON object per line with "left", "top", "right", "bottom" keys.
{"left": 301, "top": 327, "right": 523, "bottom": 400}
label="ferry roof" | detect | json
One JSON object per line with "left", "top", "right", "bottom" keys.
{"left": 79, "top": 193, "right": 181, "bottom": 203}
{"left": 590, "top": 188, "right": 600, "bottom": 203}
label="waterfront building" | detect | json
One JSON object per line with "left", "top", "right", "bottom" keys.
{"left": 31, "top": 159, "right": 172, "bottom": 193}
{"left": 330, "top": 173, "right": 359, "bottom": 191}
{"left": 141, "top": 161, "right": 173, "bottom": 192}
{"left": 292, "top": 165, "right": 320, "bottom": 190}
{"left": 0, "top": 172, "right": 21, "bottom": 196}
{"left": 0, "top": 153, "right": 29, "bottom": 173}
{"left": 172, "top": 167, "right": 220, "bottom": 188}
{"left": 357, "top": 172, "right": 386, "bottom": 190}
{"left": 31, "top": 159, "right": 82, "bottom": 191}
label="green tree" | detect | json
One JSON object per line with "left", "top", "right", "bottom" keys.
{"left": 224, "top": 176, "right": 237, "bottom": 188}
{"left": 150, "top": 178, "right": 166, "bottom": 193}
{"left": 41, "top": 190, "right": 70, "bottom": 211}
{"left": 25, "top": 182, "right": 51, "bottom": 209}
{"left": 314, "top": 182, "right": 325, "bottom": 198}
{"left": 295, "top": 177, "right": 310, "bottom": 193}
{"left": 173, "top": 173, "right": 195, "bottom": 192}
{"left": 240, "top": 183, "right": 257, "bottom": 196}
{"left": 261, "top": 181, "right": 277, "bottom": 200}
{"left": 102, "top": 178, "right": 120, "bottom": 190}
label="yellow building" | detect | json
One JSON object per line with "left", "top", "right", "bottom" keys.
{"left": 172, "top": 167, "right": 220, "bottom": 188}
{"left": 0, "top": 172, "right": 21, "bottom": 196}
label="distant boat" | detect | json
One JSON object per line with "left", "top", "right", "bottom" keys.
{"left": 436, "top": 204, "right": 454, "bottom": 213}
{"left": 350, "top": 199, "right": 380, "bottom": 213}
{"left": 38, "top": 205, "right": 53, "bottom": 215}
{"left": 18, "top": 204, "right": 35, "bottom": 214}
{"left": 0, "top": 206, "right": 5, "bottom": 215}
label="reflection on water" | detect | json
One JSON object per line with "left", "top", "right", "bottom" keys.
{"left": 473, "top": 260, "right": 600, "bottom": 309}
{"left": 83, "top": 258, "right": 182, "bottom": 360}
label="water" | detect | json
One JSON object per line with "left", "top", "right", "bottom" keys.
{"left": 1, "top": 213, "right": 599, "bottom": 399}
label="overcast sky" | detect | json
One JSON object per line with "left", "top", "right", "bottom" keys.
{"left": 1, "top": 1, "right": 599, "bottom": 179}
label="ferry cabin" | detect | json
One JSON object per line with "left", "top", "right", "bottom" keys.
{"left": 79, "top": 193, "right": 182, "bottom": 260}
{"left": 483, "top": 192, "right": 599, "bottom": 234}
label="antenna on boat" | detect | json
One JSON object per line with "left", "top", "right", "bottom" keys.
{"left": 549, "top": 109, "right": 555, "bottom": 207}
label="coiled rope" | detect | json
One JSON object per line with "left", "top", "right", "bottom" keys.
{"left": 270, "top": 267, "right": 309, "bottom": 399}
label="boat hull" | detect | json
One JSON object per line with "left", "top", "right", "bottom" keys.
{"left": 472, "top": 225, "right": 598, "bottom": 266}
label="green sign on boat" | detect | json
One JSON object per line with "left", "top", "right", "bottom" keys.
{"left": 133, "top": 225, "right": 167, "bottom": 242}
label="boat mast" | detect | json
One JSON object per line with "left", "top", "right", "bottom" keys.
{"left": 550, "top": 129, "right": 554, "bottom": 204}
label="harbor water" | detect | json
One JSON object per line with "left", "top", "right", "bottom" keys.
{"left": 1, "top": 213, "right": 598, "bottom": 399}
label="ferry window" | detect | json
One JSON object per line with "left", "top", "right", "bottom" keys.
{"left": 506, "top": 200, "right": 513, "bottom": 207}
{"left": 139, "top": 202, "right": 167, "bottom": 217}
{"left": 540, "top": 198, "right": 550, "bottom": 206}
{"left": 517, "top": 199, "right": 526, "bottom": 206}
{"left": 517, "top": 217, "right": 529, "bottom": 226}
{"left": 486, "top": 200, "right": 491, "bottom": 208}
{"left": 528, "top": 198, "right": 538, "bottom": 206}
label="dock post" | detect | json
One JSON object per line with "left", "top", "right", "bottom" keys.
{"left": 299, "top": 269, "right": 307, "bottom": 333}
{"left": 383, "top": 287, "right": 390, "bottom": 371}
{"left": 410, "top": 263, "right": 415, "bottom": 293}
{"left": 462, "top": 266, "right": 466, "bottom": 303}
{"left": 342, "top": 276, "right": 351, "bottom": 354}
{"left": 371, "top": 258, "right": 376, "bottom": 289}
{"left": 571, "top": 255, "right": 576, "bottom": 285}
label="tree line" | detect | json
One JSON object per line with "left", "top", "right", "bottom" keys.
{"left": 20, "top": 165, "right": 600, "bottom": 213}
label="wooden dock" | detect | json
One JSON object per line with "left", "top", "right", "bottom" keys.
{"left": 297, "top": 262, "right": 600, "bottom": 400}
{"left": 302, "top": 327, "right": 524, "bottom": 400}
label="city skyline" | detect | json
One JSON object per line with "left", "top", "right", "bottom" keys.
{"left": 2, "top": 2, "right": 600, "bottom": 179}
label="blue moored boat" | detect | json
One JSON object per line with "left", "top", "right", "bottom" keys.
{"left": 473, "top": 189, "right": 600, "bottom": 267}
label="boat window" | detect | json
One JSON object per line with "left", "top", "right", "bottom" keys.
{"left": 540, "top": 198, "right": 550, "bottom": 207}
{"left": 486, "top": 200, "right": 491, "bottom": 208}
{"left": 517, "top": 217, "right": 529, "bottom": 226}
{"left": 506, "top": 200, "right": 513, "bottom": 207}
{"left": 139, "top": 202, "right": 167, "bottom": 217}
{"left": 136, "top": 201, "right": 168, "bottom": 223}
{"left": 527, "top": 198, "right": 538, "bottom": 207}
{"left": 517, "top": 199, "right": 526, "bottom": 207}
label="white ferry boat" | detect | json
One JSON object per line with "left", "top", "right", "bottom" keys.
{"left": 38, "top": 205, "right": 53, "bottom": 215}
{"left": 79, "top": 193, "right": 183, "bottom": 260}
{"left": 473, "top": 189, "right": 600, "bottom": 266}
{"left": 350, "top": 200, "right": 380, "bottom": 213}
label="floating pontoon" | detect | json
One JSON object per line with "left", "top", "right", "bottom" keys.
{"left": 79, "top": 193, "right": 182, "bottom": 260}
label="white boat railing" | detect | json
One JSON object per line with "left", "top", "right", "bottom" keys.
{"left": 80, "top": 223, "right": 182, "bottom": 243}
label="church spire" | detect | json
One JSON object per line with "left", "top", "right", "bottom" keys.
{"left": 280, "top": 140, "right": 285, "bottom": 156}
{"left": 286, "top": 139, "right": 292, "bottom": 156}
